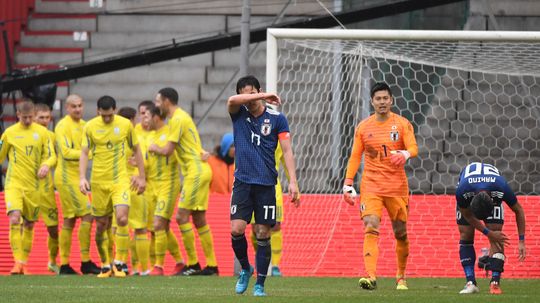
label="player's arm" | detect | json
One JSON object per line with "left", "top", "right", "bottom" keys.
{"left": 148, "top": 141, "right": 175, "bottom": 156}
{"left": 343, "top": 125, "right": 363, "bottom": 205}
{"left": 390, "top": 120, "right": 418, "bottom": 166}
{"left": 0, "top": 132, "right": 10, "bottom": 163}
{"left": 131, "top": 144, "right": 146, "bottom": 194}
{"left": 459, "top": 206, "right": 509, "bottom": 245}
{"left": 79, "top": 127, "right": 91, "bottom": 194}
{"left": 227, "top": 92, "right": 281, "bottom": 114}
{"left": 38, "top": 134, "right": 56, "bottom": 179}
{"left": 279, "top": 133, "right": 300, "bottom": 207}
{"left": 510, "top": 201, "right": 526, "bottom": 261}
{"left": 55, "top": 124, "right": 81, "bottom": 160}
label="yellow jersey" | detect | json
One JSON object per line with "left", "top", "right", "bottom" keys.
{"left": 55, "top": 115, "right": 85, "bottom": 184}
{"left": 147, "top": 125, "right": 179, "bottom": 183}
{"left": 127, "top": 124, "right": 149, "bottom": 177}
{"left": 0, "top": 122, "right": 56, "bottom": 190}
{"left": 82, "top": 115, "right": 138, "bottom": 185}
{"left": 40, "top": 130, "right": 57, "bottom": 191}
{"left": 167, "top": 108, "right": 208, "bottom": 175}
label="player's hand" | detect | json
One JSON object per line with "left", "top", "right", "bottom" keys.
{"left": 131, "top": 175, "right": 146, "bottom": 195}
{"left": 127, "top": 156, "right": 137, "bottom": 167}
{"left": 390, "top": 150, "right": 409, "bottom": 167}
{"left": 37, "top": 165, "right": 50, "bottom": 179}
{"left": 262, "top": 93, "right": 281, "bottom": 106}
{"left": 288, "top": 181, "right": 300, "bottom": 207}
{"left": 518, "top": 241, "right": 526, "bottom": 261}
{"left": 487, "top": 230, "right": 510, "bottom": 247}
{"left": 342, "top": 185, "right": 357, "bottom": 205}
{"left": 80, "top": 178, "right": 90, "bottom": 195}
{"left": 148, "top": 144, "right": 159, "bottom": 154}
{"left": 200, "top": 150, "right": 211, "bottom": 161}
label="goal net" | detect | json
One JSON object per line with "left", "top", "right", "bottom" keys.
{"left": 265, "top": 29, "right": 540, "bottom": 277}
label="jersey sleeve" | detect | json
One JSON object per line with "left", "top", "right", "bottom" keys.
{"left": 345, "top": 124, "right": 364, "bottom": 180}
{"left": 230, "top": 105, "right": 247, "bottom": 121}
{"left": 402, "top": 119, "right": 418, "bottom": 158}
{"left": 81, "top": 124, "right": 92, "bottom": 149}
{"left": 128, "top": 122, "right": 138, "bottom": 149}
{"left": 167, "top": 115, "right": 182, "bottom": 144}
{"left": 275, "top": 114, "right": 290, "bottom": 135}
{"left": 499, "top": 177, "right": 518, "bottom": 206}
{"left": 55, "top": 122, "right": 81, "bottom": 160}
{"left": 41, "top": 130, "right": 57, "bottom": 168}
{"left": 0, "top": 131, "right": 10, "bottom": 163}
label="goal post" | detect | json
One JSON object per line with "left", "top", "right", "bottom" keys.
{"left": 266, "top": 28, "right": 540, "bottom": 196}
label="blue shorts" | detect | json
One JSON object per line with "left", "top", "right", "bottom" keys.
{"left": 456, "top": 203, "right": 505, "bottom": 225}
{"left": 230, "top": 179, "right": 276, "bottom": 225}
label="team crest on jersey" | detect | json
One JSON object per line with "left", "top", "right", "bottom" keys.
{"left": 390, "top": 126, "right": 399, "bottom": 141}
{"left": 33, "top": 133, "right": 39, "bottom": 140}
{"left": 261, "top": 123, "right": 272, "bottom": 136}
{"left": 160, "top": 134, "right": 166, "bottom": 141}
{"left": 114, "top": 127, "right": 120, "bottom": 135}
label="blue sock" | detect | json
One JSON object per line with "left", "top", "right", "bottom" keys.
{"left": 255, "top": 238, "right": 271, "bottom": 286}
{"left": 459, "top": 240, "right": 476, "bottom": 284}
{"left": 492, "top": 271, "right": 501, "bottom": 283}
{"left": 231, "top": 234, "right": 250, "bottom": 271}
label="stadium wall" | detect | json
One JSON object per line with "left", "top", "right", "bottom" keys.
{"left": 0, "top": 193, "right": 538, "bottom": 277}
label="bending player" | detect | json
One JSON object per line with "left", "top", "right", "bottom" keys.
{"left": 455, "top": 162, "right": 526, "bottom": 295}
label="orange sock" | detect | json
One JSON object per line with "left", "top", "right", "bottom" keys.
{"left": 396, "top": 238, "right": 409, "bottom": 279}
{"left": 363, "top": 227, "right": 379, "bottom": 280}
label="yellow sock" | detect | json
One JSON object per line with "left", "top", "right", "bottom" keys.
{"left": 59, "top": 227, "right": 73, "bottom": 265}
{"left": 396, "top": 238, "right": 409, "bottom": 278}
{"left": 95, "top": 231, "right": 110, "bottom": 266}
{"left": 271, "top": 229, "right": 283, "bottom": 267}
{"left": 47, "top": 235, "right": 59, "bottom": 264}
{"left": 21, "top": 227, "right": 34, "bottom": 262}
{"left": 149, "top": 234, "right": 156, "bottom": 266}
{"left": 167, "top": 229, "right": 184, "bottom": 264}
{"left": 197, "top": 225, "right": 217, "bottom": 267}
{"left": 135, "top": 233, "right": 150, "bottom": 272}
{"left": 9, "top": 224, "right": 22, "bottom": 262}
{"left": 250, "top": 231, "right": 258, "bottom": 253}
{"left": 179, "top": 223, "right": 198, "bottom": 265}
{"left": 154, "top": 230, "right": 167, "bottom": 267}
{"left": 115, "top": 225, "right": 130, "bottom": 263}
{"left": 130, "top": 235, "right": 139, "bottom": 269}
{"left": 78, "top": 221, "right": 91, "bottom": 262}
{"left": 363, "top": 227, "right": 379, "bottom": 280}
{"left": 107, "top": 227, "right": 114, "bottom": 262}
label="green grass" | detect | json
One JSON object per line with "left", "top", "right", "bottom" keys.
{"left": 0, "top": 276, "right": 538, "bottom": 303}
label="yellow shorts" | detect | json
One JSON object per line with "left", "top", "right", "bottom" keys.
{"left": 129, "top": 189, "right": 147, "bottom": 230}
{"left": 39, "top": 187, "right": 59, "bottom": 226}
{"left": 5, "top": 188, "right": 40, "bottom": 222}
{"left": 178, "top": 166, "right": 211, "bottom": 211}
{"left": 150, "top": 179, "right": 181, "bottom": 221}
{"left": 359, "top": 193, "right": 408, "bottom": 222}
{"left": 90, "top": 182, "right": 131, "bottom": 217}
{"left": 143, "top": 184, "right": 156, "bottom": 231}
{"left": 57, "top": 182, "right": 91, "bottom": 219}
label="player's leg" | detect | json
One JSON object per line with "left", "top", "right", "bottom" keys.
{"left": 270, "top": 184, "right": 284, "bottom": 276}
{"left": 231, "top": 180, "right": 255, "bottom": 294}
{"left": 251, "top": 184, "right": 277, "bottom": 296}
{"left": 176, "top": 175, "right": 203, "bottom": 274}
{"left": 20, "top": 191, "right": 40, "bottom": 275}
{"left": 6, "top": 189, "right": 25, "bottom": 274}
{"left": 128, "top": 191, "right": 149, "bottom": 275}
{"left": 78, "top": 213, "right": 101, "bottom": 275}
{"left": 166, "top": 228, "right": 186, "bottom": 275}
{"left": 487, "top": 220, "right": 505, "bottom": 295}
{"left": 385, "top": 196, "right": 409, "bottom": 289}
{"left": 59, "top": 216, "right": 77, "bottom": 274}
{"left": 91, "top": 183, "right": 114, "bottom": 277}
{"left": 193, "top": 210, "right": 218, "bottom": 275}
{"left": 39, "top": 190, "right": 59, "bottom": 273}
{"left": 151, "top": 216, "right": 168, "bottom": 275}
{"left": 358, "top": 193, "right": 383, "bottom": 290}
{"left": 457, "top": 206, "right": 479, "bottom": 294}
{"left": 113, "top": 202, "right": 130, "bottom": 278}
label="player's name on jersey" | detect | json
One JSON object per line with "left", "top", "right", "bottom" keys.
{"left": 467, "top": 176, "right": 496, "bottom": 183}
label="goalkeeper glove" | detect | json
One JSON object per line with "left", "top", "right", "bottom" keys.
{"left": 390, "top": 150, "right": 411, "bottom": 167}
{"left": 342, "top": 184, "right": 357, "bottom": 205}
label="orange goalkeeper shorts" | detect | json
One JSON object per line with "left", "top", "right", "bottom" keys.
{"left": 359, "top": 193, "right": 409, "bottom": 222}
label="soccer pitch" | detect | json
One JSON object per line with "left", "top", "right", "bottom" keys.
{"left": 1, "top": 276, "right": 538, "bottom": 303}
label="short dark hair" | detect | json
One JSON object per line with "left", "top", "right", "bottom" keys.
{"left": 34, "top": 103, "right": 51, "bottom": 113}
{"left": 138, "top": 100, "right": 154, "bottom": 111}
{"left": 370, "top": 82, "right": 393, "bottom": 98}
{"left": 470, "top": 191, "right": 494, "bottom": 220}
{"left": 97, "top": 95, "right": 116, "bottom": 110}
{"left": 236, "top": 75, "right": 261, "bottom": 94}
{"left": 158, "top": 87, "right": 178, "bottom": 105}
{"left": 117, "top": 106, "right": 137, "bottom": 120}
{"left": 150, "top": 106, "right": 167, "bottom": 120}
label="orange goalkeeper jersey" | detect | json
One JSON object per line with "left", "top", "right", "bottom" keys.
{"left": 345, "top": 112, "right": 418, "bottom": 197}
